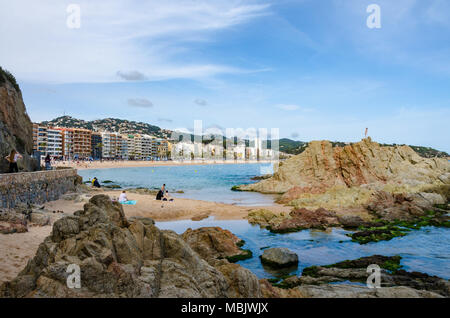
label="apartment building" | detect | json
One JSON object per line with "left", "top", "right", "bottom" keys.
{"left": 31, "top": 124, "right": 178, "bottom": 161}
{"left": 32, "top": 124, "right": 48, "bottom": 154}
{"left": 101, "top": 132, "right": 123, "bottom": 159}
{"left": 91, "top": 132, "right": 103, "bottom": 159}
{"left": 54, "top": 128, "right": 91, "bottom": 159}
{"left": 141, "top": 135, "right": 153, "bottom": 160}
{"left": 46, "top": 129, "right": 63, "bottom": 157}
{"left": 120, "top": 135, "right": 129, "bottom": 160}
{"left": 32, "top": 124, "right": 63, "bottom": 157}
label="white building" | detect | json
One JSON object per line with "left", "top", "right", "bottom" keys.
{"left": 46, "top": 129, "right": 63, "bottom": 157}
{"left": 101, "top": 132, "right": 122, "bottom": 159}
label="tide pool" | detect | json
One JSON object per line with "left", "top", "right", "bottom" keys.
{"left": 156, "top": 217, "right": 450, "bottom": 280}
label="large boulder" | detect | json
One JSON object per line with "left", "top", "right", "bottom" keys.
{"left": 246, "top": 209, "right": 288, "bottom": 229}
{"left": 260, "top": 248, "right": 298, "bottom": 268}
{"left": 181, "top": 227, "right": 252, "bottom": 264}
{"left": 241, "top": 138, "right": 450, "bottom": 194}
{"left": 256, "top": 208, "right": 339, "bottom": 233}
{"left": 366, "top": 191, "right": 445, "bottom": 221}
{"left": 0, "top": 194, "right": 261, "bottom": 298}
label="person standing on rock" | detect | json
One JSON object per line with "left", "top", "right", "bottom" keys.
{"left": 4, "top": 149, "right": 22, "bottom": 173}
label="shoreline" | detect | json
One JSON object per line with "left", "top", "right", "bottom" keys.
{"left": 53, "top": 159, "right": 277, "bottom": 171}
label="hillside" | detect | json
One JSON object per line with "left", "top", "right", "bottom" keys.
{"left": 41, "top": 116, "right": 169, "bottom": 138}
{"left": 40, "top": 116, "right": 448, "bottom": 158}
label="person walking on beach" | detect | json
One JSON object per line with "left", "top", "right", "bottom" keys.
{"left": 4, "top": 149, "right": 22, "bottom": 173}
{"left": 44, "top": 154, "right": 52, "bottom": 170}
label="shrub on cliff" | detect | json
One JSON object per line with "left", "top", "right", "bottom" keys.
{"left": 0, "top": 66, "right": 21, "bottom": 92}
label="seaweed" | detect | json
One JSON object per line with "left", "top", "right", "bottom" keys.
{"left": 226, "top": 249, "right": 253, "bottom": 263}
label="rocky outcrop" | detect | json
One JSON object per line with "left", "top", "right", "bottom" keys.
{"left": 246, "top": 209, "right": 288, "bottom": 229}
{"left": 367, "top": 190, "right": 446, "bottom": 221}
{"left": 247, "top": 208, "right": 340, "bottom": 233}
{"left": 260, "top": 279, "right": 443, "bottom": 298}
{"left": 0, "top": 68, "right": 36, "bottom": 173}
{"left": 260, "top": 255, "right": 450, "bottom": 298}
{"left": 181, "top": 227, "right": 252, "bottom": 264}
{"left": 266, "top": 255, "right": 450, "bottom": 298}
{"left": 239, "top": 138, "right": 450, "bottom": 204}
{"left": 236, "top": 137, "right": 450, "bottom": 209}
{"left": 260, "top": 248, "right": 298, "bottom": 268}
{"left": 271, "top": 208, "right": 339, "bottom": 233}
{"left": 0, "top": 195, "right": 261, "bottom": 298}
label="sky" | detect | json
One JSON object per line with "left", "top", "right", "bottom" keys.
{"left": 1, "top": 0, "right": 449, "bottom": 152}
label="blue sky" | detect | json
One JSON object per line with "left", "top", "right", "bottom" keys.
{"left": 1, "top": 0, "right": 449, "bottom": 152}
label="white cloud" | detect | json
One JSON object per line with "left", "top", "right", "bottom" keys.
{"left": 276, "top": 104, "right": 299, "bottom": 111}
{"left": 194, "top": 98, "right": 208, "bottom": 106}
{"left": 0, "top": 0, "right": 271, "bottom": 83}
{"left": 127, "top": 98, "right": 153, "bottom": 108}
{"left": 276, "top": 104, "right": 313, "bottom": 111}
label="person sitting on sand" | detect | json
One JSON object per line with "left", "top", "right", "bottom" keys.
{"left": 4, "top": 149, "right": 22, "bottom": 173}
{"left": 92, "top": 177, "right": 101, "bottom": 188}
{"left": 162, "top": 190, "right": 174, "bottom": 202}
{"left": 118, "top": 190, "right": 128, "bottom": 203}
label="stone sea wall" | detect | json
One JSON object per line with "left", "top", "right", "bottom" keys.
{"left": 0, "top": 168, "right": 78, "bottom": 208}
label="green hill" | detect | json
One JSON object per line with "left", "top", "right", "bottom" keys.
{"left": 41, "top": 116, "right": 168, "bottom": 138}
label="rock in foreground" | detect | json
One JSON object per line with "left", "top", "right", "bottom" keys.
{"left": 182, "top": 227, "right": 252, "bottom": 264}
{"left": 260, "top": 248, "right": 298, "bottom": 268}
{"left": 0, "top": 195, "right": 261, "bottom": 298}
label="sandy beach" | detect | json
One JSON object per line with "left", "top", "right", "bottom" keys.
{"left": 53, "top": 159, "right": 277, "bottom": 170}
{"left": 0, "top": 189, "right": 290, "bottom": 285}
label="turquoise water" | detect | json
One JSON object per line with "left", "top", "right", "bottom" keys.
{"left": 78, "top": 163, "right": 276, "bottom": 206}
{"left": 156, "top": 218, "right": 450, "bottom": 280}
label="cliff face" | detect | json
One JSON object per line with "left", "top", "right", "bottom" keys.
{"left": 242, "top": 137, "right": 450, "bottom": 194}
{"left": 0, "top": 68, "right": 36, "bottom": 172}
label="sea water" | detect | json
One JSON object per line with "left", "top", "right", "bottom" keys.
{"left": 78, "top": 163, "right": 276, "bottom": 206}
{"left": 156, "top": 217, "right": 450, "bottom": 280}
